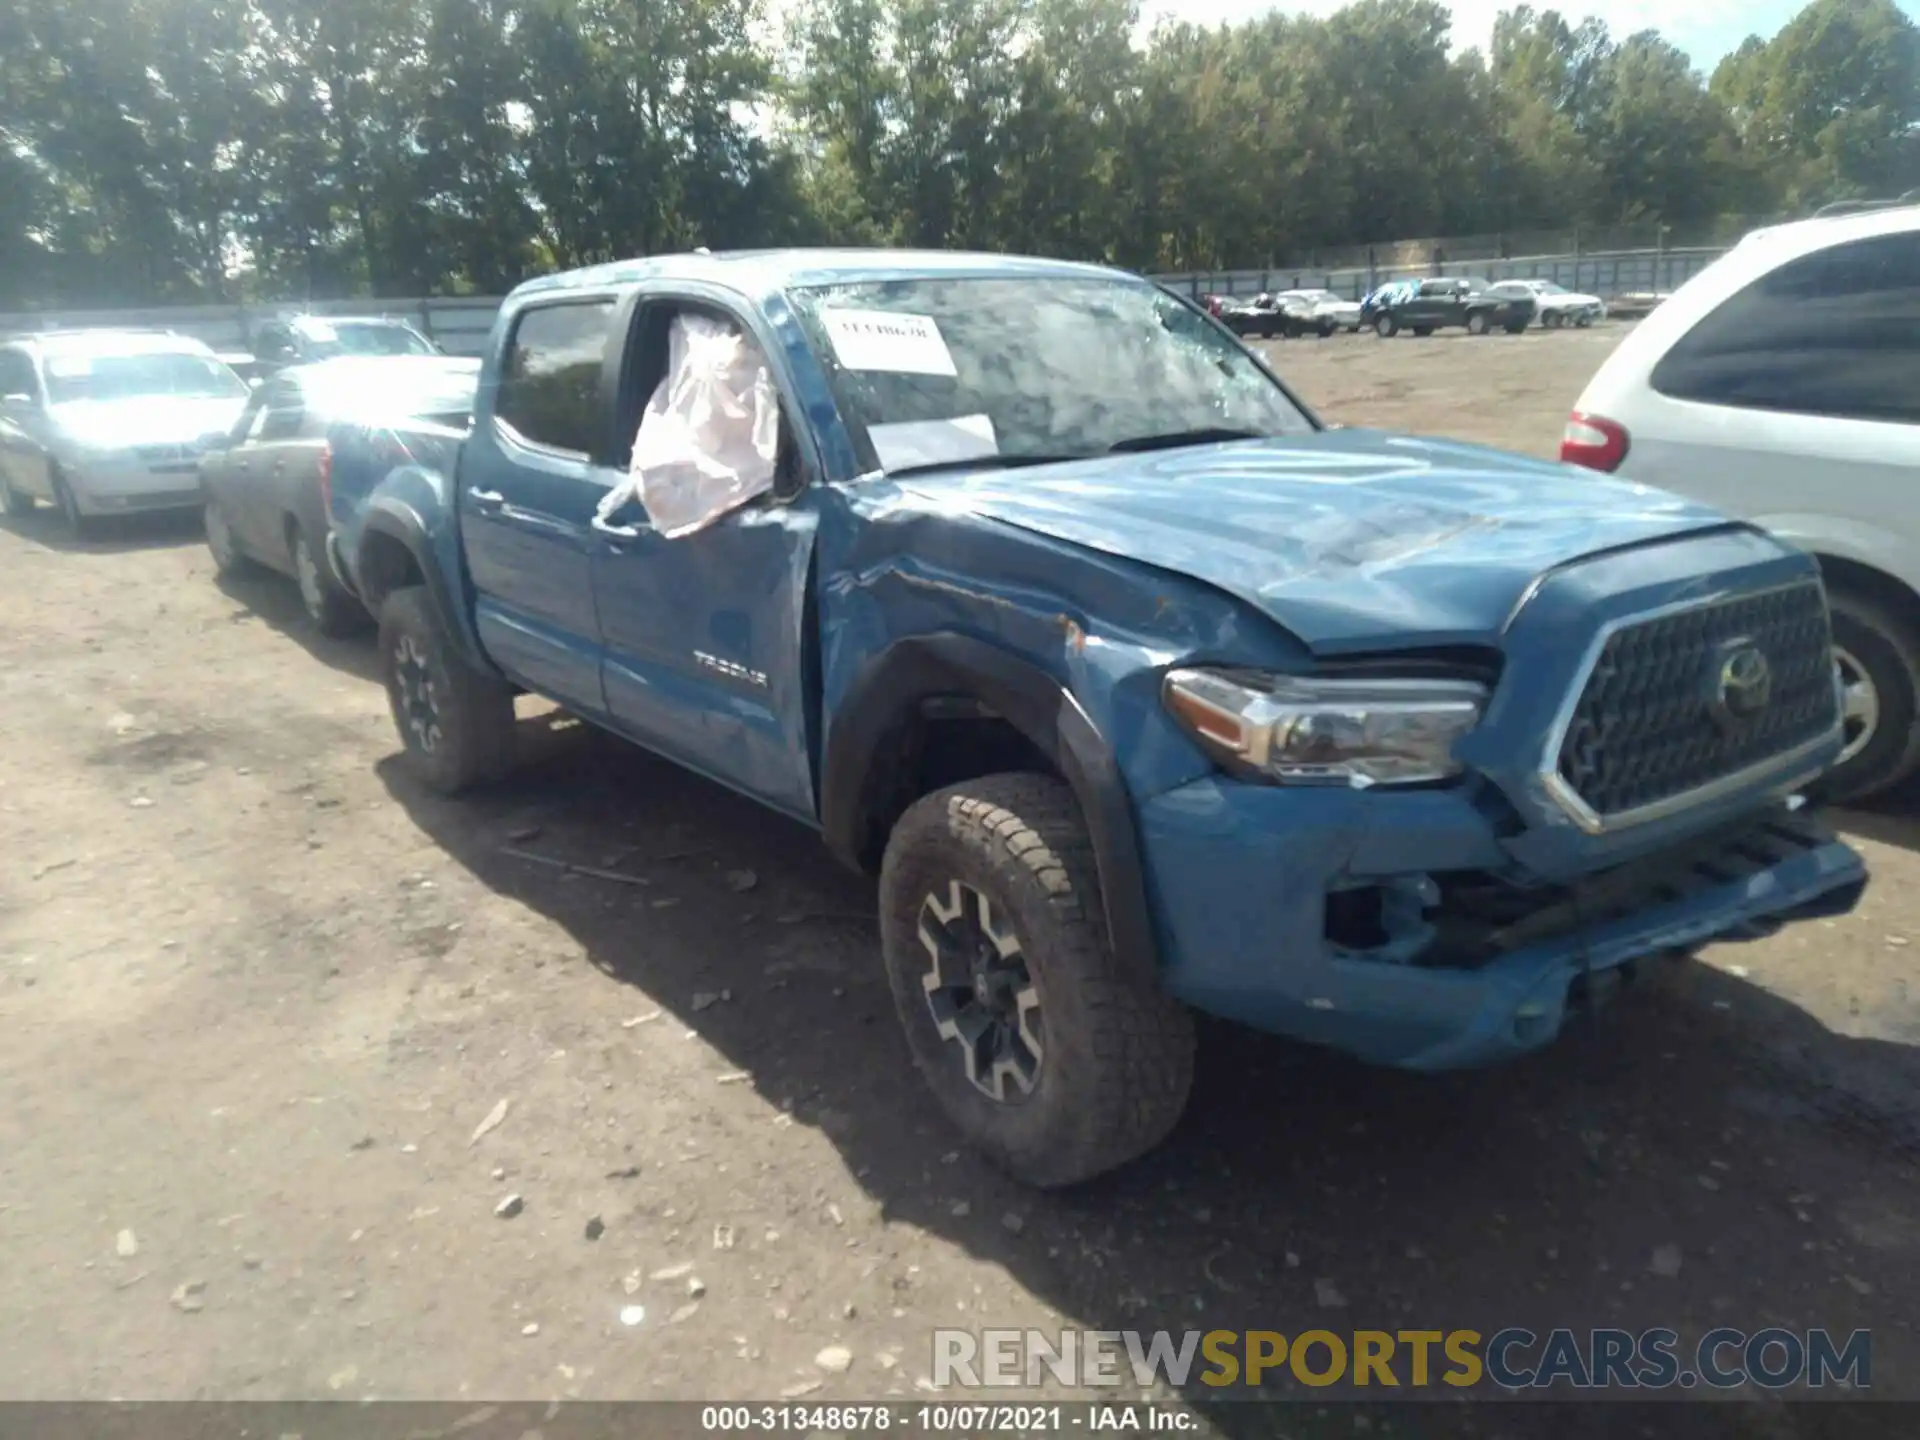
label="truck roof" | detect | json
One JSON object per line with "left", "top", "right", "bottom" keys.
{"left": 512, "top": 248, "right": 1130, "bottom": 301}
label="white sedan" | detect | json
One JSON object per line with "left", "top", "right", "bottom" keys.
{"left": 0, "top": 331, "right": 251, "bottom": 535}
{"left": 1493, "top": 279, "right": 1606, "bottom": 327}
{"left": 1278, "top": 289, "right": 1363, "bottom": 335}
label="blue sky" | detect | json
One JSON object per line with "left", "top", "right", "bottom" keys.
{"left": 1144, "top": 0, "right": 1920, "bottom": 70}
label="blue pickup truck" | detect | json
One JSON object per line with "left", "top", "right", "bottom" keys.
{"left": 326, "top": 249, "right": 1866, "bottom": 1187}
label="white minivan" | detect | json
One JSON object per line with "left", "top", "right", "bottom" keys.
{"left": 1564, "top": 205, "right": 1920, "bottom": 801}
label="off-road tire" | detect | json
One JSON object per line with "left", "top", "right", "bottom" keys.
{"left": 378, "top": 585, "right": 515, "bottom": 794}
{"left": 0, "top": 476, "right": 32, "bottom": 516}
{"left": 1815, "top": 588, "right": 1920, "bottom": 804}
{"left": 1467, "top": 312, "right": 1490, "bottom": 336}
{"left": 1374, "top": 314, "right": 1398, "bottom": 338}
{"left": 205, "top": 501, "right": 254, "bottom": 577}
{"left": 292, "top": 523, "right": 365, "bottom": 638}
{"left": 879, "top": 774, "right": 1195, "bottom": 1188}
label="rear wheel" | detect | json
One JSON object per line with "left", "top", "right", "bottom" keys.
{"left": 292, "top": 524, "right": 365, "bottom": 637}
{"left": 879, "top": 774, "right": 1194, "bottom": 1188}
{"left": 378, "top": 586, "right": 516, "bottom": 794}
{"left": 1542, "top": 311, "right": 1562, "bottom": 329}
{"left": 1374, "top": 314, "right": 1398, "bottom": 338}
{"left": 1466, "top": 312, "right": 1490, "bottom": 336}
{"left": 1505, "top": 322, "right": 1528, "bottom": 335}
{"left": 1815, "top": 590, "right": 1920, "bottom": 803}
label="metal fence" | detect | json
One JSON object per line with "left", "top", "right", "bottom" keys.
{"left": 1152, "top": 245, "right": 1728, "bottom": 303}
{"left": 0, "top": 295, "right": 505, "bottom": 358}
{"left": 0, "top": 243, "right": 1730, "bottom": 351}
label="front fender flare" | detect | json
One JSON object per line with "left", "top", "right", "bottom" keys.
{"left": 821, "top": 634, "right": 1160, "bottom": 986}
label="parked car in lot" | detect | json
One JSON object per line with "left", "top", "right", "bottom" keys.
{"left": 249, "top": 315, "right": 442, "bottom": 376}
{"left": 1278, "top": 288, "right": 1363, "bottom": 335}
{"left": 202, "top": 355, "right": 480, "bottom": 635}
{"left": 336, "top": 248, "right": 1864, "bottom": 1187}
{"left": 1217, "top": 292, "right": 1312, "bottom": 339}
{"left": 1491, "top": 279, "right": 1606, "bottom": 327}
{"left": 0, "top": 330, "right": 250, "bottom": 534}
{"left": 1564, "top": 204, "right": 1920, "bottom": 801}
{"left": 1359, "top": 279, "right": 1419, "bottom": 328}
{"left": 1372, "top": 276, "right": 1535, "bottom": 337}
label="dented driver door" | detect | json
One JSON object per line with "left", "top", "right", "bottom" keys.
{"left": 590, "top": 292, "right": 821, "bottom": 824}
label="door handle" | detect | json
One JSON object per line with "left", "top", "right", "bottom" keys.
{"left": 467, "top": 487, "right": 505, "bottom": 509}
{"left": 591, "top": 513, "right": 640, "bottom": 540}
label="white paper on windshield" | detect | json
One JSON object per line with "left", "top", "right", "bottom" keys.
{"left": 867, "top": 414, "right": 997, "bottom": 472}
{"left": 819, "top": 309, "right": 957, "bottom": 377}
{"left": 45, "top": 357, "right": 93, "bottom": 378}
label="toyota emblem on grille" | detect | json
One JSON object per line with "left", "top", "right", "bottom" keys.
{"left": 1707, "top": 638, "right": 1772, "bottom": 728}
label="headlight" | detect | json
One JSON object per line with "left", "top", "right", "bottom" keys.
{"left": 1163, "top": 668, "right": 1487, "bottom": 787}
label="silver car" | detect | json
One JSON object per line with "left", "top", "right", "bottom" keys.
{"left": 0, "top": 330, "right": 251, "bottom": 535}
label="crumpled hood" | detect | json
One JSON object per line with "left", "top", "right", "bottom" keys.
{"left": 52, "top": 396, "right": 248, "bottom": 452}
{"left": 894, "top": 429, "right": 1735, "bottom": 652}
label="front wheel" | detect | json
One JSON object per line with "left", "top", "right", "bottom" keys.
{"left": 1505, "top": 322, "right": 1528, "bottom": 335}
{"left": 1411, "top": 325, "right": 1434, "bottom": 338}
{"left": 51, "top": 470, "right": 94, "bottom": 539}
{"left": 0, "top": 474, "right": 32, "bottom": 516}
{"left": 1543, "top": 311, "right": 1562, "bottom": 329}
{"left": 205, "top": 502, "right": 253, "bottom": 576}
{"left": 879, "top": 774, "right": 1195, "bottom": 1188}
{"left": 378, "top": 586, "right": 516, "bottom": 794}
{"left": 1575, "top": 312, "right": 1594, "bottom": 328}
{"left": 1374, "top": 314, "right": 1398, "bottom": 338}
{"left": 1814, "top": 590, "right": 1920, "bottom": 803}
{"left": 292, "top": 525, "right": 365, "bottom": 638}
{"left": 1466, "top": 312, "right": 1490, "bottom": 336}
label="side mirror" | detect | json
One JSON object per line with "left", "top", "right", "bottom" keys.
{"left": 248, "top": 376, "right": 266, "bottom": 390}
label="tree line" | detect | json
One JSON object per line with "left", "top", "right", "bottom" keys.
{"left": 0, "top": 0, "right": 1914, "bottom": 308}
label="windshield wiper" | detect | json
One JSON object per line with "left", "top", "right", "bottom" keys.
{"left": 1105, "top": 427, "right": 1264, "bottom": 454}
{"left": 886, "top": 453, "right": 1082, "bottom": 478}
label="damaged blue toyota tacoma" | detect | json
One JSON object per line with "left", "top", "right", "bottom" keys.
{"left": 327, "top": 250, "right": 1867, "bottom": 1187}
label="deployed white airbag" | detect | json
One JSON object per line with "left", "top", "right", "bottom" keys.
{"left": 599, "top": 312, "right": 779, "bottom": 539}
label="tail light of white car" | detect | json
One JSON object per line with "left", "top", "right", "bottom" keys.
{"left": 1560, "top": 411, "right": 1629, "bottom": 472}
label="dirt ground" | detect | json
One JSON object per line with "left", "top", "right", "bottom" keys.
{"left": 2, "top": 324, "right": 1918, "bottom": 1426}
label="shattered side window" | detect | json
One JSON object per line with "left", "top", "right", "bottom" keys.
{"left": 598, "top": 313, "right": 780, "bottom": 539}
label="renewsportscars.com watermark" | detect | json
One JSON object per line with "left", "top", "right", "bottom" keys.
{"left": 933, "top": 1327, "right": 1871, "bottom": 1392}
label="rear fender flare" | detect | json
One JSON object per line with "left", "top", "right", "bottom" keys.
{"left": 355, "top": 499, "right": 493, "bottom": 673}
{"left": 821, "top": 634, "right": 1160, "bottom": 986}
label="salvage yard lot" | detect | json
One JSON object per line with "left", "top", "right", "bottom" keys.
{"left": 2, "top": 325, "right": 1919, "bottom": 1425}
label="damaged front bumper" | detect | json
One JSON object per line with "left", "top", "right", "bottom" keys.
{"left": 1140, "top": 781, "right": 1866, "bottom": 1070}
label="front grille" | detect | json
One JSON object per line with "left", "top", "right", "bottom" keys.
{"left": 1556, "top": 581, "right": 1837, "bottom": 822}
{"left": 134, "top": 442, "right": 202, "bottom": 474}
